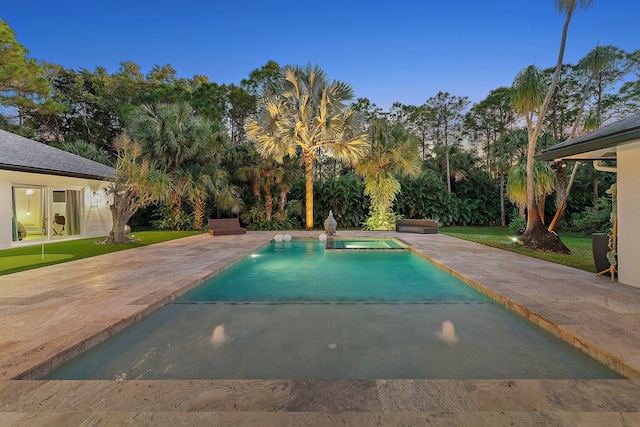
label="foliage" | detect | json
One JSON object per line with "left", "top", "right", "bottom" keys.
{"left": 0, "top": 18, "right": 52, "bottom": 126}
{"left": 127, "top": 102, "right": 239, "bottom": 229}
{"left": 62, "top": 140, "right": 114, "bottom": 166}
{"left": 151, "top": 204, "right": 194, "bottom": 231}
{"left": 288, "top": 173, "right": 368, "bottom": 229}
{"left": 508, "top": 216, "right": 527, "bottom": 234}
{"left": 507, "top": 161, "right": 556, "bottom": 222}
{"left": 247, "top": 63, "right": 370, "bottom": 229}
{"left": 455, "top": 171, "right": 501, "bottom": 225}
{"left": 570, "top": 197, "right": 612, "bottom": 233}
{"left": 105, "top": 132, "right": 173, "bottom": 243}
{"left": 245, "top": 217, "right": 300, "bottom": 231}
{"left": 362, "top": 209, "right": 400, "bottom": 231}
{"left": 395, "top": 169, "right": 452, "bottom": 223}
{"left": 355, "top": 119, "right": 421, "bottom": 230}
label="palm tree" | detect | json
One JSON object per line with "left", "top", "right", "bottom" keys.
{"left": 507, "top": 162, "right": 556, "bottom": 224}
{"left": 247, "top": 64, "right": 370, "bottom": 230}
{"left": 355, "top": 119, "right": 421, "bottom": 230}
{"left": 512, "top": 0, "right": 592, "bottom": 253}
{"left": 548, "top": 45, "right": 618, "bottom": 231}
{"left": 127, "top": 102, "right": 232, "bottom": 227}
{"left": 179, "top": 163, "right": 240, "bottom": 230}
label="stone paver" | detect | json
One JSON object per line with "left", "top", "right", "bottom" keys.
{"left": 1, "top": 230, "right": 640, "bottom": 425}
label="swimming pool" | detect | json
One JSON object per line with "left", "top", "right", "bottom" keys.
{"left": 46, "top": 239, "right": 623, "bottom": 380}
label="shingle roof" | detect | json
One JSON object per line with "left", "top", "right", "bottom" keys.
{"left": 0, "top": 130, "right": 115, "bottom": 180}
{"left": 537, "top": 113, "right": 640, "bottom": 161}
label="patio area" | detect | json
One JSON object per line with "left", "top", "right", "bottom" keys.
{"left": 1, "top": 231, "right": 639, "bottom": 426}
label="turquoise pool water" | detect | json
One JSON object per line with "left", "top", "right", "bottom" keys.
{"left": 46, "top": 239, "right": 623, "bottom": 380}
{"left": 179, "top": 239, "right": 480, "bottom": 302}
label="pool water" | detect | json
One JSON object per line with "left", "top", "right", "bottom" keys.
{"left": 326, "top": 237, "right": 406, "bottom": 250}
{"left": 46, "top": 239, "right": 623, "bottom": 380}
{"left": 180, "top": 239, "right": 480, "bottom": 302}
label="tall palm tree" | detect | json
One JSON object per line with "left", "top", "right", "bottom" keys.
{"left": 247, "top": 64, "right": 370, "bottom": 229}
{"left": 355, "top": 119, "right": 421, "bottom": 230}
{"left": 548, "top": 45, "right": 618, "bottom": 231}
{"left": 513, "top": 0, "right": 592, "bottom": 253}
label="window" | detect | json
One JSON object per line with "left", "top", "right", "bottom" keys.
{"left": 12, "top": 187, "right": 46, "bottom": 241}
{"left": 12, "top": 187, "right": 83, "bottom": 242}
{"left": 52, "top": 189, "right": 82, "bottom": 238}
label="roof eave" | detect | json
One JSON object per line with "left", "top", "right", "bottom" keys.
{"left": 0, "top": 163, "right": 114, "bottom": 181}
{"left": 536, "top": 128, "right": 640, "bottom": 162}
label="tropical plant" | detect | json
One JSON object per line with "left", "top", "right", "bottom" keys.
{"left": 355, "top": 119, "right": 421, "bottom": 230}
{"left": 511, "top": 0, "right": 592, "bottom": 253}
{"left": 105, "top": 132, "right": 172, "bottom": 243}
{"left": 507, "top": 162, "right": 556, "bottom": 224}
{"left": 247, "top": 63, "right": 370, "bottom": 229}
{"left": 127, "top": 102, "right": 237, "bottom": 228}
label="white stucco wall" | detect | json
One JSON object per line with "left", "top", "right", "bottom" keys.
{"left": 0, "top": 170, "right": 112, "bottom": 250}
{"left": 616, "top": 141, "right": 640, "bottom": 289}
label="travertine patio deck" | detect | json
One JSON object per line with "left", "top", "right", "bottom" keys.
{"left": 1, "top": 231, "right": 639, "bottom": 426}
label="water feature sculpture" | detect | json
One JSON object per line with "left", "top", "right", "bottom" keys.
{"left": 324, "top": 210, "right": 337, "bottom": 236}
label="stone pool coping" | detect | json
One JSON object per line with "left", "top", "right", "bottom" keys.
{"left": 1, "top": 231, "right": 640, "bottom": 425}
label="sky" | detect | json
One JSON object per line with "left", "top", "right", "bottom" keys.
{"left": 2, "top": 1, "right": 639, "bottom": 110}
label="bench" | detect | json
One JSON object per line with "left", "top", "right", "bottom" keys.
{"left": 207, "top": 218, "right": 247, "bottom": 236}
{"left": 395, "top": 218, "right": 438, "bottom": 234}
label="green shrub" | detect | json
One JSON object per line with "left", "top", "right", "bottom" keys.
{"left": 571, "top": 197, "right": 612, "bottom": 233}
{"left": 508, "top": 216, "right": 526, "bottom": 234}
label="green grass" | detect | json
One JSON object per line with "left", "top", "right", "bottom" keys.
{"left": 440, "top": 226, "right": 595, "bottom": 273}
{"left": 0, "top": 231, "right": 202, "bottom": 276}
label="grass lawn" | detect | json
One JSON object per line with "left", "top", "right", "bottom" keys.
{"left": 0, "top": 231, "right": 202, "bottom": 276}
{"left": 440, "top": 226, "right": 596, "bottom": 273}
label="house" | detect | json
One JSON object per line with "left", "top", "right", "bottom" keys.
{"left": 0, "top": 130, "right": 115, "bottom": 249}
{"left": 537, "top": 113, "right": 640, "bottom": 289}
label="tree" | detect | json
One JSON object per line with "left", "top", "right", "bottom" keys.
{"left": 62, "top": 140, "right": 114, "bottom": 166}
{"left": 548, "top": 44, "right": 619, "bottom": 232}
{"left": 247, "top": 63, "right": 370, "bottom": 229}
{"left": 464, "top": 87, "right": 515, "bottom": 171}
{"left": 512, "top": 0, "right": 592, "bottom": 253}
{"left": 355, "top": 119, "right": 422, "bottom": 230}
{"left": 507, "top": 162, "right": 556, "bottom": 224}
{"left": 127, "top": 102, "right": 232, "bottom": 226}
{"left": 491, "top": 129, "right": 529, "bottom": 225}
{"left": 0, "top": 18, "right": 50, "bottom": 126}
{"left": 105, "top": 132, "right": 172, "bottom": 243}
{"left": 425, "top": 92, "right": 470, "bottom": 192}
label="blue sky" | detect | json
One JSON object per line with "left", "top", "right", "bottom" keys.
{"left": 3, "top": 1, "right": 638, "bottom": 110}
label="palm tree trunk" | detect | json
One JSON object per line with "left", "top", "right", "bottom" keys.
{"left": 193, "top": 194, "right": 206, "bottom": 230}
{"left": 264, "top": 183, "right": 273, "bottom": 221}
{"left": 304, "top": 150, "right": 315, "bottom": 230}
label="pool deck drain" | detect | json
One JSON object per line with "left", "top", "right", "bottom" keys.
{"left": 1, "top": 231, "right": 640, "bottom": 425}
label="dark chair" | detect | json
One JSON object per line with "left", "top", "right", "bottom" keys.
{"left": 53, "top": 215, "right": 65, "bottom": 235}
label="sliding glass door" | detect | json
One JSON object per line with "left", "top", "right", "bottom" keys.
{"left": 12, "top": 186, "right": 83, "bottom": 242}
